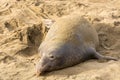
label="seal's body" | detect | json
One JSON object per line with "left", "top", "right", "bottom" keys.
{"left": 36, "top": 15, "right": 117, "bottom": 76}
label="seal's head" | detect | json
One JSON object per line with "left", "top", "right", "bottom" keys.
{"left": 36, "top": 44, "right": 68, "bottom": 76}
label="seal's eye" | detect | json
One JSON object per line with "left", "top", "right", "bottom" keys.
{"left": 50, "top": 55, "right": 54, "bottom": 58}
{"left": 49, "top": 55, "right": 55, "bottom": 60}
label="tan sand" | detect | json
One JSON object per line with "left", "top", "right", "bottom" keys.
{"left": 0, "top": 0, "right": 120, "bottom": 80}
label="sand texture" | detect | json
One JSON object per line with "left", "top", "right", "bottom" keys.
{"left": 0, "top": 0, "right": 120, "bottom": 80}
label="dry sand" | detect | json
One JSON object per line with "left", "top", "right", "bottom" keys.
{"left": 0, "top": 0, "right": 120, "bottom": 80}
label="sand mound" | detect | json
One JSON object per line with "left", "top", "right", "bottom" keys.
{"left": 0, "top": 0, "right": 120, "bottom": 80}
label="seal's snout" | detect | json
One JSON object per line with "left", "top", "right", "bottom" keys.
{"left": 36, "top": 66, "right": 46, "bottom": 76}
{"left": 36, "top": 62, "right": 44, "bottom": 76}
{"left": 36, "top": 69, "right": 44, "bottom": 76}
{"left": 36, "top": 70, "right": 41, "bottom": 76}
{"left": 36, "top": 62, "right": 48, "bottom": 76}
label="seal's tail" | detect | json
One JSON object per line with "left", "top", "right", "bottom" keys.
{"left": 94, "top": 52, "right": 118, "bottom": 61}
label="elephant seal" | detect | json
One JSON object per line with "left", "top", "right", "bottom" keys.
{"left": 36, "top": 15, "right": 117, "bottom": 76}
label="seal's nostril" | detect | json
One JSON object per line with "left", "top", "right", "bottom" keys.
{"left": 36, "top": 71, "right": 46, "bottom": 76}
{"left": 36, "top": 71, "right": 43, "bottom": 76}
{"left": 36, "top": 68, "right": 46, "bottom": 76}
{"left": 36, "top": 72, "right": 40, "bottom": 76}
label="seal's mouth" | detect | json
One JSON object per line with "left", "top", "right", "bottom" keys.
{"left": 36, "top": 70, "right": 45, "bottom": 76}
{"left": 36, "top": 65, "right": 49, "bottom": 76}
{"left": 36, "top": 70, "right": 51, "bottom": 76}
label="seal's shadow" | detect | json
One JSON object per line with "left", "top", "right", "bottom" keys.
{"left": 44, "top": 60, "right": 109, "bottom": 76}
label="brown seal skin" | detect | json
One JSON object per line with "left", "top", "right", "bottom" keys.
{"left": 36, "top": 15, "right": 117, "bottom": 76}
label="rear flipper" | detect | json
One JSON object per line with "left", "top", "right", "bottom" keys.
{"left": 86, "top": 47, "right": 118, "bottom": 61}
{"left": 94, "top": 52, "right": 118, "bottom": 61}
